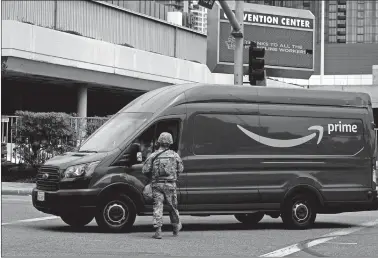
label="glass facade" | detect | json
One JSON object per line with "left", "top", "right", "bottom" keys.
{"left": 245, "top": 0, "right": 378, "bottom": 44}
{"left": 190, "top": 1, "right": 208, "bottom": 34}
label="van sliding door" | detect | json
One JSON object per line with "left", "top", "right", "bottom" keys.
{"left": 181, "top": 103, "right": 262, "bottom": 212}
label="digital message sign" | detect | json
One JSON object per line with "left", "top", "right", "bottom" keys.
{"left": 207, "top": 2, "right": 315, "bottom": 79}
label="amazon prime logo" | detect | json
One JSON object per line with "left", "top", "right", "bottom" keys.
{"left": 328, "top": 121, "right": 357, "bottom": 134}
{"left": 237, "top": 122, "right": 357, "bottom": 148}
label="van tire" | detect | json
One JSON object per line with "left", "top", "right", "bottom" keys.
{"left": 60, "top": 213, "right": 94, "bottom": 228}
{"left": 234, "top": 212, "right": 265, "bottom": 224}
{"left": 281, "top": 193, "right": 317, "bottom": 230}
{"left": 95, "top": 193, "right": 137, "bottom": 233}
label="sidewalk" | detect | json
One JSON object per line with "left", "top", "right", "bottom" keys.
{"left": 2, "top": 182, "right": 34, "bottom": 196}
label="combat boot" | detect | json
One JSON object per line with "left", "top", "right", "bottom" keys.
{"left": 153, "top": 227, "right": 162, "bottom": 239}
{"left": 173, "top": 223, "right": 182, "bottom": 236}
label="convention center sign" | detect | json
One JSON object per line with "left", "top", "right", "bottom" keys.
{"left": 207, "top": 2, "right": 315, "bottom": 79}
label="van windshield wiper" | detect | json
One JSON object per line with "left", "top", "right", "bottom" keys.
{"left": 78, "top": 150, "right": 98, "bottom": 153}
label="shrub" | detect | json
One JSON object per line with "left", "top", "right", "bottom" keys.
{"left": 69, "top": 115, "right": 110, "bottom": 145}
{"left": 86, "top": 117, "right": 109, "bottom": 136}
{"left": 1, "top": 163, "right": 38, "bottom": 183}
{"left": 12, "top": 111, "right": 76, "bottom": 167}
{"left": 9, "top": 111, "right": 111, "bottom": 168}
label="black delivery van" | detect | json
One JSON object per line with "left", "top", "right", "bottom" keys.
{"left": 32, "top": 84, "right": 378, "bottom": 232}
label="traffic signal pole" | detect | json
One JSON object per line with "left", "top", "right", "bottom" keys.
{"left": 218, "top": 0, "right": 244, "bottom": 85}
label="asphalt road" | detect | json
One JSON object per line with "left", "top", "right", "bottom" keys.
{"left": 2, "top": 195, "right": 378, "bottom": 257}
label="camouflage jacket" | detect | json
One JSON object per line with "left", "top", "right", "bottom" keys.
{"left": 142, "top": 148, "right": 184, "bottom": 182}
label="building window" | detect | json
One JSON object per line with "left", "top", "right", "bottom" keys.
{"left": 329, "top": 28, "right": 337, "bottom": 35}
{"left": 358, "top": 3, "right": 364, "bottom": 11}
{"left": 329, "top": 20, "right": 337, "bottom": 27}
{"left": 337, "top": 38, "right": 346, "bottom": 43}
{"left": 329, "top": 35, "right": 337, "bottom": 43}
{"left": 329, "top": 12, "right": 337, "bottom": 19}
{"left": 358, "top": 19, "right": 364, "bottom": 26}
{"left": 357, "top": 27, "right": 364, "bottom": 34}
{"left": 337, "top": 20, "right": 346, "bottom": 25}
{"left": 329, "top": 4, "right": 337, "bottom": 12}
{"left": 357, "top": 34, "right": 364, "bottom": 42}
{"left": 358, "top": 11, "right": 364, "bottom": 19}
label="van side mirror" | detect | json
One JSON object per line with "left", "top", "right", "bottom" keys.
{"left": 117, "top": 153, "right": 131, "bottom": 167}
{"left": 137, "top": 152, "right": 143, "bottom": 163}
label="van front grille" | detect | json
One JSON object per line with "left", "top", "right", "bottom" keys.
{"left": 36, "top": 166, "right": 60, "bottom": 191}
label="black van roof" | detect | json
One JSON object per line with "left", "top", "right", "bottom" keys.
{"left": 120, "top": 83, "right": 371, "bottom": 115}
{"left": 178, "top": 83, "right": 371, "bottom": 108}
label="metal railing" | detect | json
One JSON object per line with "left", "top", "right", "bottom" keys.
{"left": 1, "top": 116, "right": 19, "bottom": 163}
{"left": 70, "top": 116, "right": 109, "bottom": 145}
{"left": 1, "top": 115, "right": 109, "bottom": 164}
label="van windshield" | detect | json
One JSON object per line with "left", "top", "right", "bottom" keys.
{"left": 78, "top": 112, "right": 152, "bottom": 152}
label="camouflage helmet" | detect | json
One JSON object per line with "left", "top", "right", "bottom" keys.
{"left": 157, "top": 132, "right": 173, "bottom": 145}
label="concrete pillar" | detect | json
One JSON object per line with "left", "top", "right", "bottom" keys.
{"left": 183, "top": 0, "right": 189, "bottom": 13}
{"left": 77, "top": 86, "right": 87, "bottom": 117}
{"left": 373, "top": 65, "right": 378, "bottom": 86}
{"left": 77, "top": 86, "right": 88, "bottom": 146}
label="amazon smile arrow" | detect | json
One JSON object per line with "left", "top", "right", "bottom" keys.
{"left": 236, "top": 125, "right": 324, "bottom": 148}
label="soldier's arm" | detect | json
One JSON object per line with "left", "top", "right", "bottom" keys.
{"left": 142, "top": 154, "right": 154, "bottom": 174}
{"left": 175, "top": 153, "right": 184, "bottom": 175}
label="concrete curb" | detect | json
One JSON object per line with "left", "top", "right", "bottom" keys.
{"left": 2, "top": 189, "right": 33, "bottom": 196}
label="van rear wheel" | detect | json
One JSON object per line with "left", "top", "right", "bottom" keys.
{"left": 281, "top": 193, "right": 317, "bottom": 230}
{"left": 95, "top": 193, "right": 136, "bottom": 233}
{"left": 235, "top": 212, "right": 265, "bottom": 224}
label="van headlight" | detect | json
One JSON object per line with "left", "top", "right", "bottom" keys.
{"left": 64, "top": 161, "right": 100, "bottom": 178}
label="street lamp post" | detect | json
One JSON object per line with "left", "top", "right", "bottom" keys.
{"left": 320, "top": 0, "right": 325, "bottom": 85}
{"left": 218, "top": 0, "right": 244, "bottom": 85}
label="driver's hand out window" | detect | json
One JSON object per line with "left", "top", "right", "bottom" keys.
{"left": 140, "top": 139, "right": 153, "bottom": 161}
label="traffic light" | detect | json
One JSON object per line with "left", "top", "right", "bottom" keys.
{"left": 248, "top": 41, "right": 265, "bottom": 85}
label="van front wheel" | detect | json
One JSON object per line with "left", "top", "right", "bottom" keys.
{"left": 60, "top": 213, "right": 94, "bottom": 228}
{"left": 281, "top": 193, "right": 317, "bottom": 230}
{"left": 95, "top": 194, "right": 137, "bottom": 233}
{"left": 235, "top": 212, "right": 265, "bottom": 224}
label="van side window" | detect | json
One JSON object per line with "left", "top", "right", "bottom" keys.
{"left": 155, "top": 119, "right": 180, "bottom": 152}
{"left": 193, "top": 113, "right": 260, "bottom": 155}
{"left": 130, "top": 119, "right": 181, "bottom": 162}
{"left": 133, "top": 125, "right": 155, "bottom": 162}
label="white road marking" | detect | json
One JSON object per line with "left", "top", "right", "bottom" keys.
{"left": 323, "top": 242, "right": 357, "bottom": 245}
{"left": 2, "top": 198, "right": 31, "bottom": 202}
{"left": 260, "top": 219, "right": 378, "bottom": 257}
{"left": 2, "top": 216, "right": 59, "bottom": 226}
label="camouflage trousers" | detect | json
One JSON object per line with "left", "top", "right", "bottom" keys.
{"left": 152, "top": 182, "right": 181, "bottom": 228}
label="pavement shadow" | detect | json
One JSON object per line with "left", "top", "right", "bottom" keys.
{"left": 29, "top": 221, "right": 356, "bottom": 234}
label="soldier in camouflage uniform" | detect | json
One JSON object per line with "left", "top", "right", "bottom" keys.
{"left": 142, "top": 132, "right": 184, "bottom": 239}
